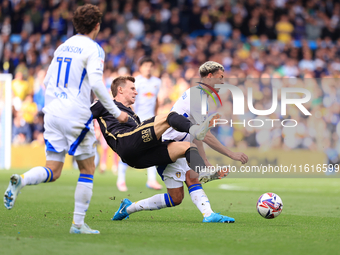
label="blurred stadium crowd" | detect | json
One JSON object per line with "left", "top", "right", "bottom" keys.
{"left": 1, "top": 0, "right": 339, "bottom": 162}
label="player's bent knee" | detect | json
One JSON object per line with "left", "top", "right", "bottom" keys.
{"left": 181, "top": 143, "right": 196, "bottom": 154}
{"left": 168, "top": 142, "right": 192, "bottom": 162}
{"left": 185, "top": 170, "right": 200, "bottom": 186}
{"left": 172, "top": 195, "right": 183, "bottom": 206}
{"left": 173, "top": 200, "right": 182, "bottom": 206}
{"left": 50, "top": 175, "right": 60, "bottom": 182}
{"left": 154, "top": 114, "right": 170, "bottom": 128}
{"left": 155, "top": 113, "right": 168, "bottom": 122}
{"left": 164, "top": 192, "right": 183, "bottom": 207}
{"left": 172, "top": 197, "right": 183, "bottom": 206}
{"left": 48, "top": 168, "right": 62, "bottom": 182}
{"left": 45, "top": 161, "right": 64, "bottom": 182}
{"left": 76, "top": 155, "right": 96, "bottom": 175}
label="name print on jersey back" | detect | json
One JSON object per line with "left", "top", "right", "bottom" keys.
{"left": 57, "top": 45, "right": 84, "bottom": 54}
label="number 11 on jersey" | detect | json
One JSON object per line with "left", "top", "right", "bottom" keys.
{"left": 56, "top": 57, "right": 72, "bottom": 88}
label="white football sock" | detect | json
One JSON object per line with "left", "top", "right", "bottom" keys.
{"left": 189, "top": 187, "right": 213, "bottom": 217}
{"left": 117, "top": 160, "right": 128, "bottom": 183}
{"left": 21, "top": 166, "right": 52, "bottom": 186}
{"left": 147, "top": 166, "right": 157, "bottom": 182}
{"left": 127, "top": 194, "right": 166, "bottom": 214}
{"left": 73, "top": 180, "right": 93, "bottom": 226}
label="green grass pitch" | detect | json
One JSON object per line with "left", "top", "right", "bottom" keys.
{"left": 0, "top": 169, "right": 339, "bottom": 255}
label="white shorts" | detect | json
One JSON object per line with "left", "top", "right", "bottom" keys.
{"left": 158, "top": 158, "right": 191, "bottom": 189}
{"left": 44, "top": 114, "right": 96, "bottom": 162}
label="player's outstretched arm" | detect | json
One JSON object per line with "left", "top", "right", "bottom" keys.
{"left": 203, "top": 130, "right": 248, "bottom": 164}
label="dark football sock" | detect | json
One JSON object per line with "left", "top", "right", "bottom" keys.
{"left": 185, "top": 147, "right": 206, "bottom": 173}
{"left": 166, "top": 112, "right": 193, "bottom": 133}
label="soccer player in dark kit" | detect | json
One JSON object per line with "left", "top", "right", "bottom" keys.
{"left": 91, "top": 75, "right": 223, "bottom": 183}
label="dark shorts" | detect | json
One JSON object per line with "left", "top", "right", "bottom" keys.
{"left": 115, "top": 117, "right": 174, "bottom": 169}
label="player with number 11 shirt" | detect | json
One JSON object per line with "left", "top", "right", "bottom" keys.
{"left": 3, "top": 4, "right": 127, "bottom": 234}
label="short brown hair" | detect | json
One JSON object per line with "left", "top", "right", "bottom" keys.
{"left": 111, "top": 76, "right": 135, "bottom": 97}
{"left": 72, "top": 4, "right": 102, "bottom": 35}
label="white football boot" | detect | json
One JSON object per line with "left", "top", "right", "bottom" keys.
{"left": 70, "top": 223, "right": 100, "bottom": 234}
{"left": 4, "top": 174, "right": 23, "bottom": 209}
{"left": 189, "top": 113, "right": 220, "bottom": 141}
{"left": 199, "top": 166, "right": 230, "bottom": 184}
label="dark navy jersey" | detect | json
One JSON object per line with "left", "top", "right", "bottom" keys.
{"left": 91, "top": 100, "right": 141, "bottom": 147}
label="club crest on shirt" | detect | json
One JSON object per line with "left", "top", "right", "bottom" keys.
{"left": 176, "top": 172, "right": 181, "bottom": 178}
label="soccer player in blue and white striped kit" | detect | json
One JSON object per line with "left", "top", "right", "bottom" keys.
{"left": 3, "top": 4, "right": 128, "bottom": 234}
